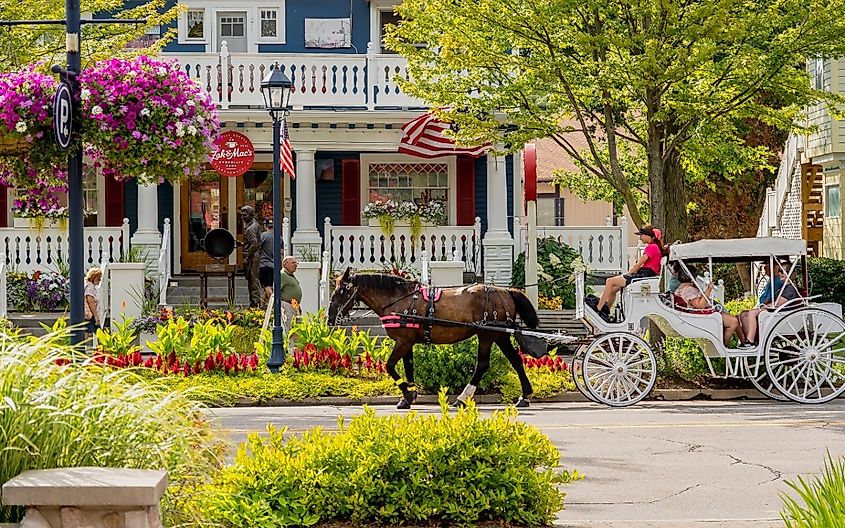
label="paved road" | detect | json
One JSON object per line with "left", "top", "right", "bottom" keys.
{"left": 209, "top": 400, "right": 845, "bottom": 527}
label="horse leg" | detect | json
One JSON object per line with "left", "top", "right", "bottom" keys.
{"left": 454, "top": 334, "right": 493, "bottom": 408}
{"left": 402, "top": 351, "right": 415, "bottom": 393}
{"left": 387, "top": 341, "right": 417, "bottom": 409}
{"left": 498, "top": 335, "right": 533, "bottom": 408}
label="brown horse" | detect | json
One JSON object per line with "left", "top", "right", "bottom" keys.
{"left": 328, "top": 268, "right": 539, "bottom": 409}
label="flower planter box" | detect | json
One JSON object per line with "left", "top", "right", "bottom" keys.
{"left": 366, "top": 218, "right": 435, "bottom": 229}
{"left": 12, "top": 218, "right": 65, "bottom": 229}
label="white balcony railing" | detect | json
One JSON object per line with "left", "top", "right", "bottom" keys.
{"left": 171, "top": 42, "right": 425, "bottom": 111}
{"left": 324, "top": 217, "right": 482, "bottom": 274}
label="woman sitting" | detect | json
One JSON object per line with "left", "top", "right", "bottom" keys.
{"left": 588, "top": 224, "right": 664, "bottom": 322}
{"left": 739, "top": 260, "right": 801, "bottom": 346}
{"left": 674, "top": 264, "right": 749, "bottom": 348}
{"left": 84, "top": 267, "right": 102, "bottom": 335}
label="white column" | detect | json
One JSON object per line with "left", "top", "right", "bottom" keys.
{"left": 483, "top": 152, "right": 514, "bottom": 285}
{"left": 290, "top": 149, "right": 322, "bottom": 260}
{"left": 130, "top": 183, "right": 161, "bottom": 270}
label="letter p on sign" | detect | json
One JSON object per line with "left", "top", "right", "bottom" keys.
{"left": 54, "top": 82, "right": 73, "bottom": 150}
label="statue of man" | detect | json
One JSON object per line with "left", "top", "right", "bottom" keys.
{"left": 240, "top": 205, "right": 264, "bottom": 308}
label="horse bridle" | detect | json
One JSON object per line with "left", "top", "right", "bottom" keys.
{"left": 333, "top": 282, "right": 359, "bottom": 325}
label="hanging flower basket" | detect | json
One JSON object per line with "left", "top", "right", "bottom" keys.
{"left": 79, "top": 56, "right": 220, "bottom": 185}
{"left": 0, "top": 67, "right": 68, "bottom": 192}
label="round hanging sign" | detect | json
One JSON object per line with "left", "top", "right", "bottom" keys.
{"left": 210, "top": 131, "right": 255, "bottom": 177}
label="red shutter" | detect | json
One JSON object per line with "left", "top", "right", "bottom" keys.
{"left": 341, "top": 159, "right": 361, "bottom": 225}
{"left": 456, "top": 156, "right": 475, "bottom": 226}
{"left": 104, "top": 176, "right": 124, "bottom": 226}
{"left": 0, "top": 186, "right": 7, "bottom": 227}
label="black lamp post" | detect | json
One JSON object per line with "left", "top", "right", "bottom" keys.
{"left": 260, "top": 62, "right": 293, "bottom": 373}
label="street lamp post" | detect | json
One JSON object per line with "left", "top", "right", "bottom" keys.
{"left": 260, "top": 62, "right": 293, "bottom": 373}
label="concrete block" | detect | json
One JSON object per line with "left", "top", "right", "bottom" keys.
{"left": 2, "top": 468, "right": 168, "bottom": 508}
{"left": 123, "top": 511, "right": 148, "bottom": 528}
{"left": 60, "top": 507, "right": 94, "bottom": 528}
{"left": 19, "top": 509, "right": 50, "bottom": 528}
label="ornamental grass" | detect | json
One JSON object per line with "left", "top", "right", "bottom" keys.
{"left": 781, "top": 452, "right": 845, "bottom": 528}
{"left": 0, "top": 328, "right": 224, "bottom": 525}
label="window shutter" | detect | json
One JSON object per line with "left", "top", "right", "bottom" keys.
{"left": 456, "top": 157, "right": 475, "bottom": 226}
{"left": 0, "top": 186, "right": 7, "bottom": 227}
{"left": 341, "top": 159, "right": 361, "bottom": 225}
{"left": 104, "top": 175, "right": 125, "bottom": 226}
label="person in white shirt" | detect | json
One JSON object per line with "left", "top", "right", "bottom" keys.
{"left": 84, "top": 267, "right": 102, "bottom": 333}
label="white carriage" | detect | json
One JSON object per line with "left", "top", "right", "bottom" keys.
{"left": 572, "top": 237, "right": 845, "bottom": 407}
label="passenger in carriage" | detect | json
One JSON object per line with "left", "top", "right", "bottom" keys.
{"left": 587, "top": 225, "right": 665, "bottom": 322}
{"left": 674, "top": 264, "right": 750, "bottom": 348}
{"left": 739, "top": 260, "right": 801, "bottom": 346}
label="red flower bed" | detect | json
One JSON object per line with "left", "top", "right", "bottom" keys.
{"left": 92, "top": 351, "right": 260, "bottom": 376}
{"left": 518, "top": 350, "right": 569, "bottom": 372}
{"left": 292, "top": 343, "right": 386, "bottom": 377}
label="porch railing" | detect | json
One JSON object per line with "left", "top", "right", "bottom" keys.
{"left": 324, "top": 217, "right": 482, "bottom": 274}
{"left": 516, "top": 217, "right": 630, "bottom": 274}
{"left": 0, "top": 219, "right": 131, "bottom": 274}
{"left": 173, "top": 42, "right": 424, "bottom": 110}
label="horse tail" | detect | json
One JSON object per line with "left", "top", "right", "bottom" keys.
{"left": 508, "top": 289, "right": 539, "bottom": 329}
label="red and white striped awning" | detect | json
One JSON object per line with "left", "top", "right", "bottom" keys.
{"left": 398, "top": 111, "right": 487, "bottom": 159}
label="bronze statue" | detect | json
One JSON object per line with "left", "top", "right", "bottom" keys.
{"left": 240, "top": 205, "right": 264, "bottom": 308}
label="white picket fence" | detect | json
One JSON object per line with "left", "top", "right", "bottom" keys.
{"left": 323, "top": 217, "right": 482, "bottom": 274}
{"left": 516, "top": 217, "right": 631, "bottom": 273}
{"left": 0, "top": 219, "right": 130, "bottom": 274}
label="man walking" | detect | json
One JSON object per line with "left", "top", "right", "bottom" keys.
{"left": 280, "top": 255, "right": 302, "bottom": 333}
{"left": 240, "top": 206, "right": 264, "bottom": 308}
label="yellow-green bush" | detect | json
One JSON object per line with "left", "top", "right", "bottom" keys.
{"left": 781, "top": 452, "right": 845, "bottom": 527}
{"left": 0, "top": 329, "right": 223, "bottom": 525}
{"left": 204, "top": 395, "right": 580, "bottom": 527}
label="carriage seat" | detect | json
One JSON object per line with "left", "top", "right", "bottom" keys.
{"left": 658, "top": 292, "right": 716, "bottom": 315}
{"left": 626, "top": 277, "right": 661, "bottom": 294}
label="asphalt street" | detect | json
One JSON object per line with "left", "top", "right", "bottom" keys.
{"left": 208, "top": 400, "right": 845, "bottom": 527}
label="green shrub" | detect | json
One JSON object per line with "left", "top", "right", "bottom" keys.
{"left": 231, "top": 325, "right": 262, "bottom": 355}
{"left": 412, "top": 336, "right": 511, "bottom": 394}
{"left": 781, "top": 452, "right": 845, "bottom": 527}
{"left": 512, "top": 237, "right": 581, "bottom": 308}
{"left": 657, "top": 338, "right": 710, "bottom": 381}
{"left": 723, "top": 296, "right": 756, "bottom": 315}
{"left": 498, "top": 368, "right": 575, "bottom": 403}
{"left": 808, "top": 257, "right": 845, "bottom": 306}
{"left": 0, "top": 329, "right": 222, "bottom": 525}
{"left": 204, "top": 395, "right": 579, "bottom": 527}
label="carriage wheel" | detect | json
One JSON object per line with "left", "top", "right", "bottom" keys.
{"left": 582, "top": 332, "right": 657, "bottom": 407}
{"left": 743, "top": 356, "right": 788, "bottom": 402}
{"left": 571, "top": 345, "right": 597, "bottom": 402}
{"left": 764, "top": 308, "right": 845, "bottom": 404}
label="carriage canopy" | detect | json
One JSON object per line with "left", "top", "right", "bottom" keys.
{"left": 669, "top": 237, "right": 806, "bottom": 263}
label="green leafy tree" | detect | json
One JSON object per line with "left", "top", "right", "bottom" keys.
{"left": 386, "top": 0, "right": 845, "bottom": 240}
{"left": 0, "top": 0, "right": 178, "bottom": 72}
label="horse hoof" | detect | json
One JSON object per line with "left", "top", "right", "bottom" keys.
{"left": 451, "top": 399, "right": 467, "bottom": 409}
{"left": 397, "top": 398, "right": 411, "bottom": 410}
{"left": 515, "top": 397, "right": 530, "bottom": 408}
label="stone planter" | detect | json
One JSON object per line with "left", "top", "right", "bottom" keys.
{"left": 12, "top": 218, "right": 65, "bottom": 229}
{"left": 430, "top": 260, "right": 465, "bottom": 287}
{"left": 106, "top": 263, "right": 146, "bottom": 330}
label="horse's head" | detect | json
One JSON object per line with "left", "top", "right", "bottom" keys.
{"left": 328, "top": 267, "right": 357, "bottom": 326}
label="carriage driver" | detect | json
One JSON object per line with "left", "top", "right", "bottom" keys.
{"left": 588, "top": 224, "right": 665, "bottom": 322}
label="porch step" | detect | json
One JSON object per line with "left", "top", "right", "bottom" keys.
{"left": 537, "top": 309, "right": 587, "bottom": 337}
{"left": 165, "top": 274, "right": 252, "bottom": 309}
{"left": 7, "top": 312, "right": 66, "bottom": 338}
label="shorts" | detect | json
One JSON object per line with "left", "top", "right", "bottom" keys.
{"left": 259, "top": 267, "right": 274, "bottom": 288}
{"left": 623, "top": 268, "right": 657, "bottom": 285}
{"left": 86, "top": 318, "right": 99, "bottom": 333}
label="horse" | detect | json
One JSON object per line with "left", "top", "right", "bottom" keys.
{"left": 328, "top": 268, "right": 540, "bottom": 409}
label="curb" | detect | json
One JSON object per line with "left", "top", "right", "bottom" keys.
{"left": 230, "top": 388, "right": 766, "bottom": 407}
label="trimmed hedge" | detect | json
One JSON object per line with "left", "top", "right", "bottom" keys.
{"left": 204, "top": 396, "right": 580, "bottom": 527}
{"left": 808, "top": 257, "right": 845, "bottom": 306}
{"left": 412, "top": 337, "right": 511, "bottom": 394}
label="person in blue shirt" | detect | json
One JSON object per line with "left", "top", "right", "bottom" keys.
{"left": 740, "top": 260, "right": 801, "bottom": 346}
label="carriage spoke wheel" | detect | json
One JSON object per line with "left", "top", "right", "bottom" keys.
{"left": 582, "top": 332, "right": 657, "bottom": 407}
{"left": 743, "top": 356, "right": 788, "bottom": 402}
{"left": 764, "top": 308, "right": 845, "bottom": 404}
{"left": 571, "top": 345, "right": 597, "bottom": 402}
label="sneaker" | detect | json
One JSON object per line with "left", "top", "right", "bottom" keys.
{"left": 601, "top": 305, "right": 611, "bottom": 316}
{"left": 738, "top": 342, "right": 755, "bottom": 350}
{"left": 598, "top": 310, "right": 615, "bottom": 324}
{"left": 586, "top": 297, "right": 599, "bottom": 310}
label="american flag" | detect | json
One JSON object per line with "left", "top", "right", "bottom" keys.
{"left": 281, "top": 117, "right": 296, "bottom": 179}
{"left": 398, "top": 111, "right": 487, "bottom": 159}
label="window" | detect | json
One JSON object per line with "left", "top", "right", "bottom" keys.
{"left": 260, "top": 9, "right": 278, "bottom": 39}
{"left": 83, "top": 166, "right": 99, "bottom": 227}
{"left": 220, "top": 15, "right": 245, "bottom": 38}
{"left": 537, "top": 194, "right": 564, "bottom": 226}
{"left": 125, "top": 25, "right": 161, "bottom": 50}
{"left": 186, "top": 9, "right": 204, "bottom": 39}
{"left": 825, "top": 184, "right": 840, "bottom": 218}
{"left": 379, "top": 10, "right": 401, "bottom": 54}
{"left": 367, "top": 162, "right": 449, "bottom": 216}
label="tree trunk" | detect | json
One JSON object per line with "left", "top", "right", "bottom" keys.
{"left": 660, "top": 151, "right": 688, "bottom": 243}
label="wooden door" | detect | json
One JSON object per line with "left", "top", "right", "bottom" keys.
{"left": 181, "top": 171, "right": 232, "bottom": 271}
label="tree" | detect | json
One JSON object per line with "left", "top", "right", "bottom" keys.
{"left": 0, "top": 0, "right": 177, "bottom": 72}
{"left": 387, "top": 0, "right": 845, "bottom": 241}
